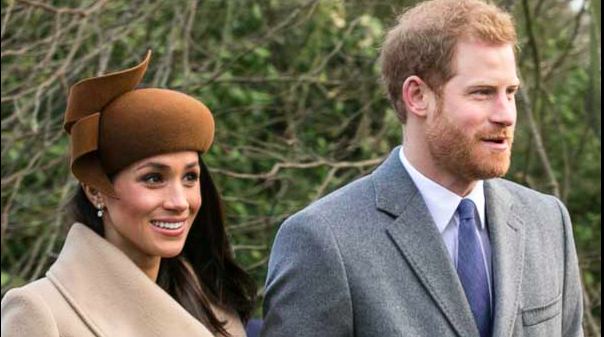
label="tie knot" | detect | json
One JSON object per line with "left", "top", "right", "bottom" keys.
{"left": 458, "top": 199, "right": 476, "bottom": 221}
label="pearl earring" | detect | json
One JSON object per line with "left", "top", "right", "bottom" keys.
{"left": 97, "top": 203, "right": 104, "bottom": 218}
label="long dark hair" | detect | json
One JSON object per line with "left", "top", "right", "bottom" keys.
{"left": 69, "top": 156, "right": 256, "bottom": 336}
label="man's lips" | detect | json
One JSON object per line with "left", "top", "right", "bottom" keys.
{"left": 480, "top": 136, "right": 511, "bottom": 151}
{"left": 481, "top": 137, "right": 509, "bottom": 144}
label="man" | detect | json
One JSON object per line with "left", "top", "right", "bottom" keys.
{"left": 261, "top": 0, "right": 584, "bottom": 336}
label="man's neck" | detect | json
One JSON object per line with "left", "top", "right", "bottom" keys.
{"left": 402, "top": 142, "right": 477, "bottom": 197}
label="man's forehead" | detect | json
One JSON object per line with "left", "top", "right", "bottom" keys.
{"left": 461, "top": 76, "right": 522, "bottom": 86}
{"left": 450, "top": 73, "right": 521, "bottom": 88}
{"left": 450, "top": 40, "right": 519, "bottom": 85}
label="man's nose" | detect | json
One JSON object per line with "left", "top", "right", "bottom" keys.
{"left": 490, "top": 92, "right": 517, "bottom": 127}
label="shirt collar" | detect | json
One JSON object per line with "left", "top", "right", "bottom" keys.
{"left": 399, "top": 147, "right": 486, "bottom": 233}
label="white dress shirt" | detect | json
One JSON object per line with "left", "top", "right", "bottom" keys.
{"left": 399, "top": 147, "right": 493, "bottom": 302}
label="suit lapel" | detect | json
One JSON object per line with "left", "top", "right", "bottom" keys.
{"left": 373, "top": 147, "right": 479, "bottom": 337}
{"left": 485, "top": 180, "right": 525, "bottom": 337}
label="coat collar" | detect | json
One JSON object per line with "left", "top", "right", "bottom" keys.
{"left": 373, "top": 147, "right": 525, "bottom": 337}
{"left": 484, "top": 180, "right": 525, "bottom": 337}
{"left": 398, "top": 146, "right": 487, "bottom": 232}
{"left": 373, "top": 147, "right": 417, "bottom": 218}
{"left": 373, "top": 147, "right": 480, "bottom": 337}
{"left": 46, "top": 223, "right": 243, "bottom": 337}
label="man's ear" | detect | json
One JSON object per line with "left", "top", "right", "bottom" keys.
{"left": 82, "top": 184, "right": 105, "bottom": 209}
{"left": 402, "top": 76, "right": 436, "bottom": 119}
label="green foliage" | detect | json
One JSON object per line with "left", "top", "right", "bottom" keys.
{"left": 0, "top": 271, "right": 7, "bottom": 288}
{"left": 1, "top": 0, "right": 600, "bottom": 328}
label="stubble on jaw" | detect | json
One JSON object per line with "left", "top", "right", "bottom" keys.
{"left": 425, "top": 102, "right": 514, "bottom": 183}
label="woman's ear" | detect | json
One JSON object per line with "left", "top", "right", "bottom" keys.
{"left": 82, "top": 184, "right": 105, "bottom": 210}
{"left": 402, "top": 75, "right": 436, "bottom": 119}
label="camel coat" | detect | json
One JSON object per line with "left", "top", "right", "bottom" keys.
{"left": 1, "top": 223, "right": 246, "bottom": 337}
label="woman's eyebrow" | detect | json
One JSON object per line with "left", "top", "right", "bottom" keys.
{"left": 136, "top": 162, "right": 169, "bottom": 171}
{"left": 185, "top": 162, "right": 200, "bottom": 169}
{"left": 136, "top": 161, "right": 199, "bottom": 171}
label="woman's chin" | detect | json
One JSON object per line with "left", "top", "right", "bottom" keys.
{"left": 156, "top": 244, "right": 186, "bottom": 258}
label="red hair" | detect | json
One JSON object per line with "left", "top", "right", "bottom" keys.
{"left": 380, "top": 0, "right": 517, "bottom": 123}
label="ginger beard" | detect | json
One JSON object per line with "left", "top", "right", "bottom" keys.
{"left": 425, "top": 97, "right": 515, "bottom": 182}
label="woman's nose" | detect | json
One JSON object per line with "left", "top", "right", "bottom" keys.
{"left": 163, "top": 184, "right": 189, "bottom": 212}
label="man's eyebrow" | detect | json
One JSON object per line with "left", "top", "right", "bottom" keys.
{"left": 465, "top": 80, "right": 522, "bottom": 88}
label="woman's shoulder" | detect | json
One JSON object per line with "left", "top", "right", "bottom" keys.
{"left": 2, "top": 276, "right": 110, "bottom": 337}
{"left": 2, "top": 277, "right": 58, "bottom": 309}
{"left": 1, "top": 279, "right": 60, "bottom": 337}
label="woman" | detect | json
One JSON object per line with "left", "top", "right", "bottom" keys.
{"left": 0, "top": 51, "right": 256, "bottom": 337}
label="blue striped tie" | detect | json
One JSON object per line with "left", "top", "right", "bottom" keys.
{"left": 457, "top": 199, "right": 492, "bottom": 337}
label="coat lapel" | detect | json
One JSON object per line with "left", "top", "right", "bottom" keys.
{"left": 46, "top": 223, "right": 217, "bottom": 337}
{"left": 373, "top": 147, "right": 479, "bottom": 337}
{"left": 485, "top": 180, "right": 525, "bottom": 337}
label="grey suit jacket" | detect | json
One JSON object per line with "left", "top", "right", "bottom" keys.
{"left": 262, "top": 147, "right": 584, "bottom": 337}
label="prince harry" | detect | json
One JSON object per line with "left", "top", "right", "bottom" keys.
{"left": 262, "top": 1, "right": 584, "bottom": 336}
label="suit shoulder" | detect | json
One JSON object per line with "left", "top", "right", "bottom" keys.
{"left": 491, "top": 178, "right": 561, "bottom": 208}
{"left": 490, "top": 179, "right": 569, "bottom": 229}
{"left": 275, "top": 174, "right": 373, "bottom": 240}
{"left": 1, "top": 280, "right": 60, "bottom": 336}
{"left": 282, "top": 175, "right": 374, "bottom": 229}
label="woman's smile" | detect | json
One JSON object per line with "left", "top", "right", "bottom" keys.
{"left": 149, "top": 219, "right": 187, "bottom": 236}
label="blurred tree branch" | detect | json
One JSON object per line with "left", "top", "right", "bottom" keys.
{"left": 1, "top": 0, "right": 600, "bottom": 324}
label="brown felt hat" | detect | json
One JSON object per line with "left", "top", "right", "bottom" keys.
{"left": 64, "top": 51, "right": 215, "bottom": 198}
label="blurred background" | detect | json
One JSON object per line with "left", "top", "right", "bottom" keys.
{"left": 1, "top": 0, "right": 600, "bottom": 333}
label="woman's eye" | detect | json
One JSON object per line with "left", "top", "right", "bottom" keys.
{"left": 141, "top": 173, "right": 163, "bottom": 184}
{"left": 184, "top": 172, "right": 199, "bottom": 182}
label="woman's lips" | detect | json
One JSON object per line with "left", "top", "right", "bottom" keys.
{"left": 149, "top": 219, "right": 187, "bottom": 236}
